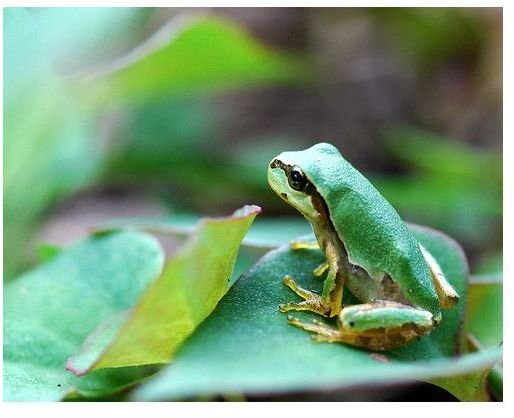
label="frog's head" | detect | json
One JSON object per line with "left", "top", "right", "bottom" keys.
{"left": 268, "top": 153, "right": 319, "bottom": 220}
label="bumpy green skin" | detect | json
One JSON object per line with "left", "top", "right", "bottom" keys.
{"left": 277, "top": 143, "right": 441, "bottom": 319}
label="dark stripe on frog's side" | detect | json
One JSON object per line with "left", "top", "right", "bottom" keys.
{"left": 305, "top": 181, "right": 411, "bottom": 306}
{"left": 272, "top": 159, "right": 410, "bottom": 306}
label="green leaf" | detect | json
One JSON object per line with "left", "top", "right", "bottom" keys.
{"left": 79, "top": 15, "right": 309, "bottom": 107}
{"left": 132, "top": 224, "right": 500, "bottom": 401}
{"left": 4, "top": 231, "right": 165, "bottom": 401}
{"left": 66, "top": 205, "right": 261, "bottom": 375}
{"left": 463, "top": 275, "right": 502, "bottom": 350}
{"left": 428, "top": 274, "right": 502, "bottom": 401}
{"left": 427, "top": 368, "right": 494, "bottom": 402}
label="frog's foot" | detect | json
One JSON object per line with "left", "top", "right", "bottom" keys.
{"left": 290, "top": 240, "right": 319, "bottom": 251}
{"left": 287, "top": 315, "right": 343, "bottom": 343}
{"left": 279, "top": 275, "right": 331, "bottom": 316}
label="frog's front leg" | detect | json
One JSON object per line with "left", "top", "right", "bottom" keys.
{"left": 287, "top": 300, "right": 436, "bottom": 351}
{"left": 279, "top": 275, "right": 331, "bottom": 316}
{"left": 281, "top": 243, "right": 344, "bottom": 317}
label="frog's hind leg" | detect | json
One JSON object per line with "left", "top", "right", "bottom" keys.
{"left": 286, "top": 316, "right": 343, "bottom": 342}
{"left": 419, "top": 244, "right": 460, "bottom": 309}
{"left": 288, "top": 301, "right": 436, "bottom": 351}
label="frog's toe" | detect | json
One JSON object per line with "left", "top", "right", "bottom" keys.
{"left": 286, "top": 314, "right": 300, "bottom": 324}
{"left": 282, "top": 275, "right": 321, "bottom": 301}
{"left": 313, "top": 261, "right": 329, "bottom": 277}
{"left": 311, "top": 334, "right": 330, "bottom": 343}
{"left": 282, "top": 275, "right": 296, "bottom": 288}
{"left": 278, "top": 303, "right": 291, "bottom": 313}
{"left": 290, "top": 240, "right": 319, "bottom": 250}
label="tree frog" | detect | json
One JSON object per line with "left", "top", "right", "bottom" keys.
{"left": 268, "top": 142, "right": 460, "bottom": 350}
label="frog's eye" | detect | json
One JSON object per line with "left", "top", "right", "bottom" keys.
{"left": 288, "top": 167, "right": 307, "bottom": 191}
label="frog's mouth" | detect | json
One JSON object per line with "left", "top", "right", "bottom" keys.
{"left": 267, "top": 159, "right": 290, "bottom": 201}
{"left": 269, "top": 158, "right": 288, "bottom": 172}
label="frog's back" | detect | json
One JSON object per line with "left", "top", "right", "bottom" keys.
{"left": 290, "top": 143, "right": 441, "bottom": 317}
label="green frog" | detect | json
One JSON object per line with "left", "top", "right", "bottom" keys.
{"left": 268, "top": 142, "right": 459, "bottom": 350}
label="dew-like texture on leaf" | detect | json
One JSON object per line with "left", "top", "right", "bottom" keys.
{"left": 66, "top": 205, "right": 261, "bottom": 375}
{"left": 133, "top": 224, "right": 500, "bottom": 401}
{"left": 3, "top": 232, "right": 164, "bottom": 401}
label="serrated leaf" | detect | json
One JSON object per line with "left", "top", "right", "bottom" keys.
{"left": 132, "top": 224, "right": 500, "bottom": 401}
{"left": 66, "top": 205, "right": 261, "bottom": 376}
{"left": 3, "top": 232, "right": 165, "bottom": 401}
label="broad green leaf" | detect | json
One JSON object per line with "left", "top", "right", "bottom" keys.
{"left": 79, "top": 15, "right": 309, "bottom": 107}
{"left": 133, "top": 224, "right": 499, "bottom": 401}
{"left": 66, "top": 205, "right": 261, "bottom": 375}
{"left": 3, "top": 231, "right": 165, "bottom": 401}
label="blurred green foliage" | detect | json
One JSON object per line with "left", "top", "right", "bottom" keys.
{"left": 3, "top": 7, "right": 502, "bottom": 402}
{"left": 4, "top": 8, "right": 501, "bottom": 279}
{"left": 3, "top": 8, "right": 309, "bottom": 278}
{"left": 373, "top": 8, "right": 484, "bottom": 68}
{"left": 79, "top": 15, "right": 309, "bottom": 106}
{"left": 375, "top": 125, "right": 501, "bottom": 264}
{"left": 4, "top": 8, "right": 108, "bottom": 278}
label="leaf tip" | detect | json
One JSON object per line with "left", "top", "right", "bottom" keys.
{"left": 233, "top": 204, "right": 262, "bottom": 218}
{"left": 64, "top": 356, "right": 89, "bottom": 377}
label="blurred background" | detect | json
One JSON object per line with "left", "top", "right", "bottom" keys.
{"left": 4, "top": 7, "right": 502, "bottom": 284}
